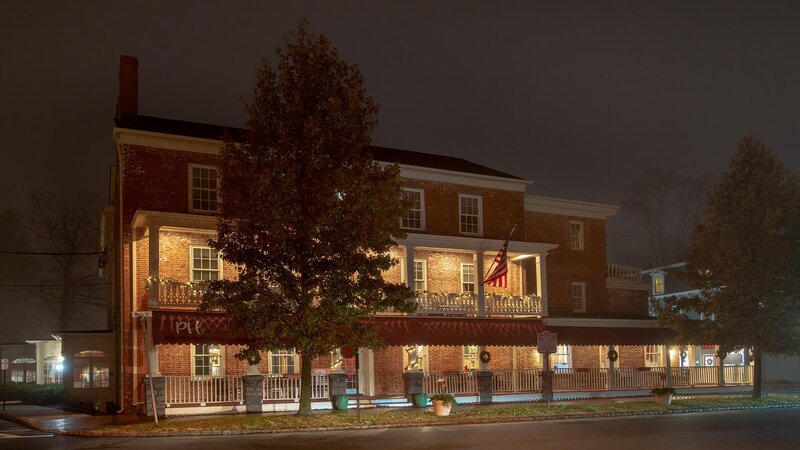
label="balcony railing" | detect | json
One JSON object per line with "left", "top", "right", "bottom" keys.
{"left": 147, "top": 278, "right": 208, "bottom": 308}
{"left": 606, "top": 264, "right": 642, "bottom": 282}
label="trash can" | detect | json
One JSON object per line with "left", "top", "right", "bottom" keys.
{"left": 413, "top": 393, "right": 428, "bottom": 407}
{"left": 333, "top": 394, "right": 349, "bottom": 411}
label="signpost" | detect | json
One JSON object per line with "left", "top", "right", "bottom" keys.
{"left": 133, "top": 311, "right": 158, "bottom": 425}
{"left": 1, "top": 358, "right": 8, "bottom": 412}
{"left": 537, "top": 331, "right": 557, "bottom": 406}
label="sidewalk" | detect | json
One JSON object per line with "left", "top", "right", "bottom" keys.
{"left": 1, "top": 389, "right": 798, "bottom": 436}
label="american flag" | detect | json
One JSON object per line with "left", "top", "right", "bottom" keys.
{"left": 482, "top": 240, "right": 509, "bottom": 288}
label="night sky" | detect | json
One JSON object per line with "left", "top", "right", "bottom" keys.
{"left": 3, "top": 1, "right": 800, "bottom": 261}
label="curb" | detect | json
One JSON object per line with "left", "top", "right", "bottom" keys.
{"left": 0, "top": 412, "right": 53, "bottom": 434}
{"left": 61, "top": 403, "right": 800, "bottom": 438}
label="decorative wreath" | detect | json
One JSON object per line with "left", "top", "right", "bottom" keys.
{"left": 479, "top": 350, "right": 491, "bottom": 363}
{"left": 607, "top": 349, "right": 619, "bottom": 362}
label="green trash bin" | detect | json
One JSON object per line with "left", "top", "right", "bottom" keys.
{"left": 413, "top": 393, "right": 428, "bottom": 407}
{"left": 333, "top": 395, "right": 349, "bottom": 410}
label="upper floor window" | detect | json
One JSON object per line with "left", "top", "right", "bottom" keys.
{"left": 461, "top": 263, "right": 476, "bottom": 293}
{"left": 191, "top": 246, "right": 221, "bottom": 281}
{"left": 193, "top": 344, "right": 223, "bottom": 376}
{"left": 401, "top": 188, "right": 425, "bottom": 230}
{"left": 571, "top": 282, "right": 586, "bottom": 313}
{"left": 459, "top": 194, "right": 482, "bottom": 235}
{"left": 569, "top": 220, "right": 584, "bottom": 250}
{"left": 653, "top": 274, "right": 665, "bottom": 295}
{"left": 190, "top": 165, "right": 219, "bottom": 212}
{"left": 413, "top": 260, "right": 427, "bottom": 291}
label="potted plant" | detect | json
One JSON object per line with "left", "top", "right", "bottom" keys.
{"left": 430, "top": 393, "right": 456, "bottom": 416}
{"left": 651, "top": 387, "right": 676, "bottom": 405}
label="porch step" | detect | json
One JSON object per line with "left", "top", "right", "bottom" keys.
{"left": 368, "top": 396, "right": 413, "bottom": 408}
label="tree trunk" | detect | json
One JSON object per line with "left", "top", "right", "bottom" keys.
{"left": 297, "top": 352, "right": 313, "bottom": 416}
{"left": 752, "top": 347, "right": 762, "bottom": 400}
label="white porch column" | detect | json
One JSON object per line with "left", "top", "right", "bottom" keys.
{"left": 536, "top": 254, "right": 549, "bottom": 317}
{"left": 145, "top": 317, "right": 160, "bottom": 375}
{"left": 475, "top": 251, "right": 485, "bottom": 316}
{"left": 358, "top": 348, "right": 375, "bottom": 396}
{"left": 147, "top": 223, "right": 161, "bottom": 309}
{"left": 607, "top": 345, "right": 617, "bottom": 391}
{"left": 405, "top": 245, "right": 415, "bottom": 290}
{"left": 663, "top": 345, "right": 672, "bottom": 387}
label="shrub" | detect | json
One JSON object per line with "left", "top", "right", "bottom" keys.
{"left": 0, "top": 382, "right": 64, "bottom": 405}
{"left": 651, "top": 387, "right": 676, "bottom": 396}
{"left": 430, "top": 393, "right": 457, "bottom": 407}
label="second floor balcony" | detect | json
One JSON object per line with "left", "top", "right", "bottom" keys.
{"left": 146, "top": 277, "right": 542, "bottom": 317}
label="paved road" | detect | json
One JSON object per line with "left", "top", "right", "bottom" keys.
{"left": 0, "top": 418, "right": 52, "bottom": 445}
{"left": 1, "top": 408, "right": 798, "bottom": 450}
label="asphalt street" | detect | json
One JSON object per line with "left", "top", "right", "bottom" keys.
{"left": 1, "top": 407, "right": 799, "bottom": 450}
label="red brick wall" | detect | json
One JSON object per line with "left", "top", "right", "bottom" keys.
{"left": 608, "top": 288, "right": 650, "bottom": 317}
{"left": 525, "top": 212, "right": 609, "bottom": 315}
{"left": 373, "top": 346, "right": 404, "bottom": 396}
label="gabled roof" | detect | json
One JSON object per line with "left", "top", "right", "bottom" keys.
{"left": 114, "top": 115, "right": 524, "bottom": 181}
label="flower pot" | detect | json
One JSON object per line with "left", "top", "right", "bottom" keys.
{"left": 432, "top": 399, "right": 451, "bottom": 416}
{"left": 655, "top": 393, "right": 673, "bottom": 405}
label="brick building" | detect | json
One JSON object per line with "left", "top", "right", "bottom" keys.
{"left": 107, "top": 56, "right": 750, "bottom": 416}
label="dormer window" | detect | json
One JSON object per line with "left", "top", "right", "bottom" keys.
{"left": 653, "top": 273, "right": 665, "bottom": 295}
{"left": 401, "top": 188, "right": 425, "bottom": 230}
{"left": 190, "top": 165, "right": 218, "bottom": 212}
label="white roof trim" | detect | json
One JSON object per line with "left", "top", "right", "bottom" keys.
{"left": 543, "top": 318, "right": 665, "bottom": 328}
{"left": 397, "top": 164, "right": 530, "bottom": 192}
{"left": 525, "top": 195, "right": 620, "bottom": 219}
{"left": 131, "top": 210, "right": 218, "bottom": 231}
{"left": 641, "top": 262, "right": 688, "bottom": 274}
{"left": 402, "top": 233, "right": 557, "bottom": 255}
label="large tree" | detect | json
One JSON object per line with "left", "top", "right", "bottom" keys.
{"left": 203, "top": 22, "right": 415, "bottom": 415}
{"left": 654, "top": 136, "right": 800, "bottom": 398}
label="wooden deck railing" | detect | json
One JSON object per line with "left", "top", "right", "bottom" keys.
{"left": 606, "top": 264, "right": 642, "bottom": 281}
{"left": 164, "top": 375, "right": 243, "bottom": 405}
{"left": 262, "top": 373, "right": 328, "bottom": 401}
{"left": 423, "top": 371, "right": 479, "bottom": 395}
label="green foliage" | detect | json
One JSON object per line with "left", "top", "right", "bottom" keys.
{"left": 650, "top": 387, "right": 676, "bottom": 396}
{"left": 430, "top": 393, "right": 457, "bottom": 407}
{"left": 0, "top": 382, "right": 64, "bottom": 405}
{"left": 654, "top": 135, "right": 800, "bottom": 396}
{"left": 202, "top": 21, "right": 415, "bottom": 415}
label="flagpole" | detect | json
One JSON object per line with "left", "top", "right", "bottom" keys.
{"left": 482, "top": 225, "right": 517, "bottom": 282}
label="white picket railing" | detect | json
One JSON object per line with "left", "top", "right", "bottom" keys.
{"left": 492, "top": 369, "right": 542, "bottom": 392}
{"left": 553, "top": 368, "right": 609, "bottom": 391}
{"left": 263, "top": 373, "right": 329, "bottom": 401}
{"left": 164, "top": 376, "right": 243, "bottom": 405}
{"left": 723, "top": 365, "right": 753, "bottom": 385}
{"left": 614, "top": 367, "right": 668, "bottom": 389}
{"left": 423, "top": 371, "right": 478, "bottom": 395}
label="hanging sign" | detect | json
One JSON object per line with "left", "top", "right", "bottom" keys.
{"left": 537, "top": 331, "right": 557, "bottom": 354}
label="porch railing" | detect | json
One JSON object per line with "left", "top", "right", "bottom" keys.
{"left": 553, "top": 368, "right": 609, "bottom": 391}
{"left": 164, "top": 375, "right": 243, "bottom": 405}
{"left": 485, "top": 294, "right": 542, "bottom": 316}
{"left": 423, "top": 371, "right": 478, "bottom": 395}
{"left": 723, "top": 365, "right": 753, "bottom": 385}
{"left": 262, "top": 373, "right": 329, "bottom": 401}
{"left": 492, "top": 369, "right": 542, "bottom": 392}
{"left": 414, "top": 292, "right": 478, "bottom": 315}
{"left": 147, "top": 278, "right": 207, "bottom": 308}
{"left": 606, "top": 264, "right": 642, "bottom": 282}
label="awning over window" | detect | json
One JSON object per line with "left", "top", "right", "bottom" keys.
{"left": 368, "top": 316, "right": 546, "bottom": 346}
{"left": 152, "top": 311, "right": 239, "bottom": 345}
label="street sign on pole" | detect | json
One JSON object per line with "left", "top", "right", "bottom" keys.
{"left": 536, "top": 331, "right": 557, "bottom": 354}
{"left": 1, "top": 359, "right": 8, "bottom": 370}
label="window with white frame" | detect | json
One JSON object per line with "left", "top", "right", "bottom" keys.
{"left": 403, "top": 345, "right": 428, "bottom": 371}
{"left": 459, "top": 194, "right": 482, "bottom": 235}
{"left": 72, "top": 351, "right": 110, "bottom": 387}
{"left": 461, "top": 263, "right": 476, "bottom": 293}
{"left": 571, "top": 282, "right": 586, "bottom": 313}
{"left": 401, "top": 188, "right": 425, "bottom": 230}
{"left": 190, "top": 165, "right": 219, "bottom": 212}
{"left": 551, "top": 345, "right": 571, "bottom": 369}
{"left": 193, "top": 344, "right": 223, "bottom": 376}
{"left": 270, "top": 348, "right": 297, "bottom": 374}
{"left": 569, "top": 220, "right": 584, "bottom": 250}
{"left": 191, "top": 246, "right": 221, "bottom": 281}
{"left": 653, "top": 274, "right": 665, "bottom": 294}
{"left": 463, "top": 345, "right": 479, "bottom": 370}
{"left": 644, "top": 345, "right": 662, "bottom": 367}
{"left": 413, "top": 260, "right": 427, "bottom": 291}
{"left": 43, "top": 355, "right": 64, "bottom": 384}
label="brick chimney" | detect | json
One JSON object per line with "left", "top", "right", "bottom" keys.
{"left": 116, "top": 55, "right": 138, "bottom": 119}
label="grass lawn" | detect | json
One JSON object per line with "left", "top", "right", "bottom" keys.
{"left": 100, "top": 394, "right": 800, "bottom": 434}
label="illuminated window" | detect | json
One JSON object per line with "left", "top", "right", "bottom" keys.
{"left": 571, "top": 282, "right": 586, "bottom": 313}
{"left": 270, "top": 348, "right": 297, "bottom": 375}
{"left": 413, "top": 260, "right": 427, "bottom": 291}
{"left": 653, "top": 274, "right": 665, "bottom": 294}
{"left": 551, "top": 345, "right": 571, "bottom": 369}
{"left": 190, "top": 165, "right": 219, "bottom": 212}
{"left": 193, "top": 344, "right": 223, "bottom": 376}
{"left": 461, "top": 263, "right": 476, "bottom": 293}
{"left": 10, "top": 358, "right": 35, "bottom": 383}
{"left": 463, "top": 345, "right": 479, "bottom": 370}
{"left": 72, "top": 351, "right": 109, "bottom": 388}
{"left": 403, "top": 345, "right": 428, "bottom": 371}
{"left": 459, "top": 194, "right": 482, "bottom": 235}
{"left": 569, "top": 221, "right": 584, "bottom": 250}
{"left": 401, "top": 188, "right": 425, "bottom": 230}
{"left": 645, "top": 345, "right": 662, "bottom": 367}
{"left": 191, "top": 246, "right": 221, "bottom": 281}
{"left": 43, "top": 355, "right": 64, "bottom": 384}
